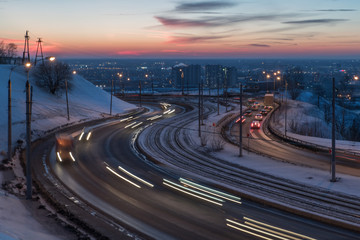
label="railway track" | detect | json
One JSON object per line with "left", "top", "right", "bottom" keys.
{"left": 136, "top": 101, "right": 360, "bottom": 231}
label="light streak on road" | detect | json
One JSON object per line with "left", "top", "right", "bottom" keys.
{"left": 226, "top": 223, "right": 272, "bottom": 240}
{"left": 163, "top": 109, "right": 171, "bottom": 114}
{"left": 78, "top": 132, "right": 84, "bottom": 141}
{"left": 244, "top": 217, "right": 316, "bottom": 240}
{"left": 163, "top": 179, "right": 223, "bottom": 206}
{"left": 180, "top": 178, "right": 241, "bottom": 204}
{"left": 86, "top": 132, "right": 92, "bottom": 141}
{"left": 69, "top": 152, "right": 76, "bottom": 162}
{"left": 106, "top": 166, "right": 141, "bottom": 188}
{"left": 131, "top": 122, "right": 143, "bottom": 129}
{"left": 124, "top": 121, "right": 138, "bottom": 129}
{"left": 147, "top": 115, "right": 162, "bottom": 121}
{"left": 57, "top": 152, "right": 62, "bottom": 162}
{"left": 120, "top": 116, "right": 133, "bottom": 122}
{"left": 226, "top": 219, "right": 288, "bottom": 240}
{"left": 118, "top": 166, "right": 154, "bottom": 188}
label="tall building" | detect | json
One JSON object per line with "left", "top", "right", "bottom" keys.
{"left": 171, "top": 63, "right": 188, "bottom": 89}
{"left": 224, "top": 66, "right": 238, "bottom": 88}
{"left": 205, "top": 65, "right": 224, "bottom": 89}
{"left": 171, "top": 63, "right": 200, "bottom": 92}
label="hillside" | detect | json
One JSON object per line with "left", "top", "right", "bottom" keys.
{"left": 0, "top": 64, "right": 136, "bottom": 161}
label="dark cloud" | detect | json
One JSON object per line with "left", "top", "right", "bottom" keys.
{"left": 317, "top": 9, "right": 356, "bottom": 12}
{"left": 168, "top": 35, "right": 228, "bottom": 43}
{"left": 175, "top": 1, "right": 237, "bottom": 12}
{"left": 283, "top": 19, "right": 348, "bottom": 24}
{"left": 248, "top": 44, "right": 270, "bottom": 48}
{"left": 155, "top": 14, "right": 294, "bottom": 28}
{"left": 155, "top": 16, "right": 218, "bottom": 27}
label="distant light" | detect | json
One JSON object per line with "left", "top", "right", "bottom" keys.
{"left": 266, "top": 74, "right": 270, "bottom": 79}
{"left": 339, "top": 70, "right": 346, "bottom": 72}
{"left": 49, "top": 56, "right": 56, "bottom": 61}
{"left": 354, "top": 76, "right": 359, "bottom": 80}
{"left": 127, "top": 78, "right": 130, "bottom": 81}
{"left": 262, "top": 71, "right": 266, "bottom": 74}
{"left": 277, "top": 70, "right": 281, "bottom": 74}
{"left": 119, "top": 74, "right": 123, "bottom": 77}
{"left": 25, "top": 62, "right": 31, "bottom": 68}
{"left": 277, "top": 76, "right": 281, "bottom": 80}
{"left": 72, "top": 70, "right": 77, "bottom": 74}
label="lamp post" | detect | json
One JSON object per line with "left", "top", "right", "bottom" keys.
{"left": 118, "top": 73, "right": 123, "bottom": 97}
{"left": 25, "top": 62, "right": 32, "bottom": 200}
{"left": 8, "top": 65, "right": 19, "bottom": 163}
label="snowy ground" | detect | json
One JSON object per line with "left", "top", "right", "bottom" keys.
{"left": 0, "top": 64, "right": 136, "bottom": 240}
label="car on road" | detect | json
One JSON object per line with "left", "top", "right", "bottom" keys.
{"left": 250, "top": 120, "right": 261, "bottom": 129}
{"left": 260, "top": 109, "right": 268, "bottom": 115}
{"left": 236, "top": 116, "right": 246, "bottom": 124}
{"left": 264, "top": 105, "right": 273, "bottom": 112}
{"left": 254, "top": 113, "right": 263, "bottom": 121}
{"left": 244, "top": 110, "right": 252, "bottom": 116}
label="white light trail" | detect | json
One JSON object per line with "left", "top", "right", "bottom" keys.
{"left": 69, "top": 152, "right": 76, "bottom": 162}
{"left": 124, "top": 121, "right": 137, "bottom": 128}
{"left": 180, "top": 178, "right": 241, "bottom": 204}
{"left": 147, "top": 115, "right": 162, "bottom": 121}
{"left": 243, "top": 217, "right": 316, "bottom": 240}
{"left": 226, "top": 224, "right": 272, "bottom": 240}
{"left": 163, "top": 179, "right": 223, "bottom": 206}
{"left": 56, "top": 152, "right": 62, "bottom": 162}
{"left": 120, "top": 116, "right": 133, "bottom": 122}
{"left": 86, "top": 132, "right": 92, "bottom": 141}
{"left": 106, "top": 166, "right": 141, "bottom": 188}
{"left": 118, "top": 166, "right": 154, "bottom": 188}
{"left": 226, "top": 219, "right": 288, "bottom": 240}
{"left": 78, "top": 132, "right": 84, "bottom": 141}
{"left": 131, "top": 122, "right": 143, "bottom": 129}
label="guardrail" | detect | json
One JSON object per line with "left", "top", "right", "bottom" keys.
{"left": 266, "top": 101, "right": 360, "bottom": 157}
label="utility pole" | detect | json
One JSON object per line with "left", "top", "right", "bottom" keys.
{"left": 239, "top": 83, "right": 243, "bottom": 157}
{"left": 224, "top": 68, "right": 228, "bottom": 112}
{"left": 34, "top": 38, "right": 44, "bottom": 66}
{"left": 285, "top": 80, "right": 288, "bottom": 136}
{"left": 198, "top": 82, "right": 201, "bottom": 137}
{"left": 181, "top": 70, "right": 184, "bottom": 95}
{"left": 22, "top": 31, "right": 30, "bottom": 65}
{"left": 25, "top": 80, "right": 32, "bottom": 200}
{"left": 331, "top": 77, "right": 336, "bottom": 182}
{"left": 139, "top": 80, "right": 142, "bottom": 107}
{"left": 217, "top": 77, "right": 219, "bottom": 115}
{"left": 8, "top": 78, "right": 11, "bottom": 162}
{"left": 110, "top": 79, "right": 113, "bottom": 115}
{"left": 65, "top": 79, "right": 70, "bottom": 120}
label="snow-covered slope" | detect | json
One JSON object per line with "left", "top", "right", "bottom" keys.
{"left": 0, "top": 64, "right": 136, "bottom": 160}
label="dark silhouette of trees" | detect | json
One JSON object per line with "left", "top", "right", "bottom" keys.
{"left": 284, "top": 66, "right": 304, "bottom": 100}
{"left": 33, "top": 61, "right": 73, "bottom": 95}
{"left": 0, "top": 41, "right": 17, "bottom": 64}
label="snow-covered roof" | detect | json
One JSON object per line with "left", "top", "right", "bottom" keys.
{"left": 173, "top": 63, "right": 188, "bottom": 68}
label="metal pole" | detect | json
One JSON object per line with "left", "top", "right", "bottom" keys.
{"left": 239, "top": 83, "right": 243, "bottom": 157}
{"left": 8, "top": 79, "right": 11, "bottom": 162}
{"left": 139, "top": 80, "right": 142, "bottom": 107}
{"left": 25, "top": 80, "right": 32, "bottom": 200}
{"left": 285, "top": 81, "right": 288, "bottom": 136}
{"left": 198, "top": 82, "right": 201, "bottom": 137}
{"left": 217, "top": 77, "right": 219, "bottom": 115}
{"left": 65, "top": 79, "right": 70, "bottom": 120}
{"left": 110, "top": 79, "right": 113, "bottom": 115}
{"left": 331, "top": 77, "right": 336, "bottom": 182}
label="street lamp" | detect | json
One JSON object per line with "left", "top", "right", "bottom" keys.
{"left": 25, "top": 62, "right": 32, "bottom": 199}
{"left": 8, "top": 65, "right": 22, "bottom": 163}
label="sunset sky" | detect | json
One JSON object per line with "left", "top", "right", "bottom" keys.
{"left": 1, "top": 0, "right": 360, "bottom": 58}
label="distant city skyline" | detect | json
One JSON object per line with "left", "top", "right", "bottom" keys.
{"left": 1, "top": 0, "right": 360, "bottom": 58}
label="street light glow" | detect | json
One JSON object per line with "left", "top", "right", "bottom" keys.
{"left": 49, "top": 56, "right": 56, "bottom": 61}
{"left": 25, "top": 62, "right": 31, "bottom": 68}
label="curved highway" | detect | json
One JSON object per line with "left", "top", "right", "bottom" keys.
{"left": 32, "top": 100, "right": 360, "bottom": 239}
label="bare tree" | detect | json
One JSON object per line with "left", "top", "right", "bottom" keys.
{"left": 33, "top": 61, "right": 73, "bottom": 94}
{"left": 0, "top": 41, "right": 17, "bottom": 64}
{"left": 284, "top": 66, "right": 304, "bottom": 100}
